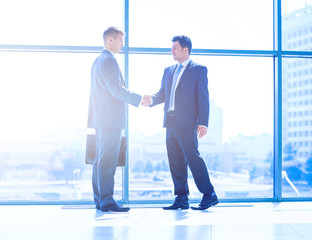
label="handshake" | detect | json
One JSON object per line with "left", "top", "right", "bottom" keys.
{"left": 141, "top": 95, "right": 152, "bottom": 107}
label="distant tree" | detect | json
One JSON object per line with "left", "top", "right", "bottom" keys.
{"left": 152, "top": 159, "right": 170, "bottom": 172}
{"left": 249, "top": 152, "right": 273, "bottom": 183}
{"left": 283, "top": 143, "right": 303, "bottom": 181}
{"left": 132, "top": 161, "right": 144, "bottom": 173}
{"left": 264, "top": 151, "right": 273, "bottom": 179}
{"left": 144, "top": 161, "right": 154, "bottom": 173}
{"left": 155, "top": 162, "right": 162, "bottom": 172}
{"left": 161, "top": 159, "right": 169, "bottom": 172}
{"left": 249, "top": 165, "right": 258, "bottom": 182}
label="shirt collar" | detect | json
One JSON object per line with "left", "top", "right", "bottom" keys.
{"left": 180, "top": 58, "right": 191, "bottom": 68}
{"left": 103, "top": 48, "right": 115, "bottom": 57}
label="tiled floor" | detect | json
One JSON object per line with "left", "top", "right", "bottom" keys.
{"left": 0, "top": 202, "right": 312, "bottom": 240}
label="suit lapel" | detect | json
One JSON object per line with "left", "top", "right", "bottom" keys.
{"left": 167, "top": 65, "right": 177, "bottom": 90}
{"left": 176, "top": 60, "right": 193, "bottom": 89}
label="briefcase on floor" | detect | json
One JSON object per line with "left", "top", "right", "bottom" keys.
{"left": 85, "top": 134, "right": 127, "bottom": 167}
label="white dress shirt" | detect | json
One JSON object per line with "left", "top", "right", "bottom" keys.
{"left": 169, "top": 58, "right": 191, "bottom": 111}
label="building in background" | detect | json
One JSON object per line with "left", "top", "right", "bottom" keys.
{"left": 282, "top": 4, "right": 312, "bottom": 161}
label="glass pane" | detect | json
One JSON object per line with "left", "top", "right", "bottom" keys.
{"left": 130, "top": 0, "right": 272, "bottom": 50}
{"left": 0, "top": 0, "right": 122, "bottom": 46}
{"left": 282, "top": 57, "right": 312, "bottom": 198}
{"left": 282, "top": 1, "right": 312, "bottom": 51}
{"left": 0, "top": 52, "right": 123, "bottom": 202}
{"left": 128, "top": 54, "right": 274, "bottom": 200}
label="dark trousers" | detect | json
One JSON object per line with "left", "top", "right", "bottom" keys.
{"left": 92, "top": 128, "right": 122, "bottom": 207}
{"left": 166, "top": 126, "right": 214, "bottom": 196}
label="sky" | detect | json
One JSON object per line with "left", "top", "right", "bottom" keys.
{"left": 282, "top": 0, "right": 312, "bottom": 14}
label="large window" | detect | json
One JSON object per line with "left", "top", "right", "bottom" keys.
{"left": 0, "top": 52, "right": 97, "bottom": 202}
{"left": 128, "top": 55, "right": 273, "bottom": 200}
{"left": 281, "top": 0, "right": 312, "bottom": 198}
{"left": 0, "top": 0, "right": 123, "bottom": 46}
{"left": 282, "top": 57, "right": 312, "bottom": 198}
{"left": 0, "top": 0, "right": 312, "bottom": 203}
{"left": 130, "top": 0, "right": 273, "bottom": 50}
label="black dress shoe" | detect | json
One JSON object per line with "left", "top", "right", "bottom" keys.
{"left": 101, "top": 203, "right": 130, "bottom": 212}
{"left": 191, "top": 192, "right": 219, "bottom": 210}
{"left": 163, "top": 195, "right": 189, "bottom": 210}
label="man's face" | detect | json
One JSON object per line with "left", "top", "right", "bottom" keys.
{"left": 171, "top": 41, "right": 188, "bottom": 63}
{"left": 110, "top": 33, "right": 124, "bottom": 54}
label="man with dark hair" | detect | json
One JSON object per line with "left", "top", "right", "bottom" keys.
{"left": 171, "top": 35, "right": 192, "bottom": 54}
{"left": 144, "top": 35, "right": 218, "bottom": 210}
{"left": 87, "top": 26, "right": 151, "bottom": 212}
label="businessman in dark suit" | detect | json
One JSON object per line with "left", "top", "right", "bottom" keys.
{"left": 146, "top": 35, "right": 218, "bottom": 210}
{"left": 87, "top": 27, "right": 150, "bottom": 212}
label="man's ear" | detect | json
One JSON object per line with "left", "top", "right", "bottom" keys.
{"left": 107, "top": 36, "right": 113, "bottom": 43}
{"left": 183, "top": 47, "right": 189, "bottom": 55}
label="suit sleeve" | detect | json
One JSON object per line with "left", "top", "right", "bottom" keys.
{"left": 197, "top": 66, "right": 209, "bottom": 127}
{"left": 150, "top": 68, "right": 167, "bottom": 107}
{"left": 102, "top": 57, "right": 142, "bottom": 107}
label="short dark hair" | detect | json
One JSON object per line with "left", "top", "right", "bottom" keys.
{"left": 172, "top": 35, "right": 192, "bottom": 54}
{"left": 103, "top": 26, "right": 125, "bottom": 42}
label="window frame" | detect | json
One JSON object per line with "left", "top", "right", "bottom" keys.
{"left": 1, "top": 0, "right": 312, "bottom": 205}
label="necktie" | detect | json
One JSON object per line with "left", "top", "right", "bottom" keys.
{"left": 169, "top": 64, "right": 183, "bottom": 110}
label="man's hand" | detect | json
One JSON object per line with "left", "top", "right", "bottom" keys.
{"left": 197, "top": 125, "right": 207, "bottom": 138}
{"left": 141, "top": 95, "right": 152, "bottom": 107}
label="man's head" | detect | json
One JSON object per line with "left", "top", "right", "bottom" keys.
{"left": 171, "top": 35, "right": 192, "bottom": 63}
{"left": 103, "top": 27, "right": 125, "bottom": 54}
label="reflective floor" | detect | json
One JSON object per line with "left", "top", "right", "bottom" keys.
{"left": 0, "top": 202, "right": 312, "bottom": 240}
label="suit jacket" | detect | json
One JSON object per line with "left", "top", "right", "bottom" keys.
{"left": 87, "top": 49, "right": 141, "bottom": 129}
{"left": 151, "top": 60, "right": 209, "bottom": 129}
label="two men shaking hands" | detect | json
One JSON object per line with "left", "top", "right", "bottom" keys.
{"left": 88, "top": 26, "right": 218, "bottom": 212}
